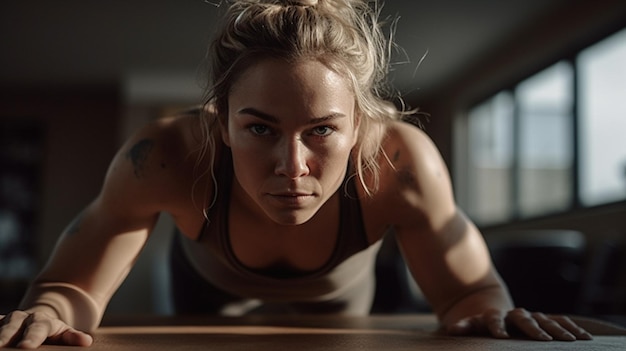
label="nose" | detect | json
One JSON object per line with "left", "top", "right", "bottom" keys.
{"left": 274, "top": 137, "right": 310, "bottom": 179}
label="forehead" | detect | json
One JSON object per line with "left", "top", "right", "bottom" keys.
{"left": 228, "top": 58, "right": 355, "bottom": 116}
{"left": 232, "top": 58, "right": 351, "bottom": 91}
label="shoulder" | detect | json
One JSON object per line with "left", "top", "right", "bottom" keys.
{"left": 117, "top": 111, "right": 202, "bottom": 182}
{"left": 383, "top": 121, "right": 449, "bottom": 184}
{"left": 365, "top": 120, "right": 456, "bottom": 229}
{"left": 382, "top": 121, "right": 442, "bottom": 166}
{"left": 134, "top": 107, "right": 206, "bottom": 154}
{"left": 99, "top": 108, "right": 216, "bottom": 216}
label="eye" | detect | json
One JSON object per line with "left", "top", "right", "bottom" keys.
{"left": 248, "top": 124, "right": 271, "bottom": 136}
{"left": 311, "top": 126, "right": 335, "bottom": 137}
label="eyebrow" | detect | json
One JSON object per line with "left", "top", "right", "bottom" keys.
{"left": 237, "top": 107, "right": 347, "bottom": 125}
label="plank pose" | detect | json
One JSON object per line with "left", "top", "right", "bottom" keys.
{"left": 0, "top": 0, "right": 592, "bottom": 348}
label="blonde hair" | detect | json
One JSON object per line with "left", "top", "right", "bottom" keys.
{"left": 199, "top": 0, "right": 409, "bottom": 197}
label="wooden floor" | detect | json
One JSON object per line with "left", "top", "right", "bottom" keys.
{"left": 39, "top": 314, "right": 626, "bottom": 351}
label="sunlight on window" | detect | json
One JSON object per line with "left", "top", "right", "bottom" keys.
{"left": 466, "top": 92, "right": 514, "bottom": 224}
{"left": 459, "top": 27, "right": 626, "bottom": 226}
{"left": 578, "top": 28, "right": 626, "bottom": 206}
{"left": 515, "top": 62, "right": 574, "bottom": 217}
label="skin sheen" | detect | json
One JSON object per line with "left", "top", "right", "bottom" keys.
{"left": 222, "top": 58, "right": 359, "bottom": 227}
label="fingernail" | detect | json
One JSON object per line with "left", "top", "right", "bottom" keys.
{"left": 561, "top": 332, "right": 576, "bottom": 341}
{"left": 540, "top": 332, "right": 553, "bottom": 341}
{"left": 17, "top": 339, "right": 32, "bottom": 348}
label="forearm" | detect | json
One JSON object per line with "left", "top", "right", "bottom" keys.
{"left": 19, "top": 281, "right": 103, "bottom": 332}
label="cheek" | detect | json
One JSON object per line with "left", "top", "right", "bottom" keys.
{"left": 317, "top": 141, "right": 354, "bottom": 173}
{"left": 231, "top": 151, "right": 266, "bottom": 196}
{"left": 231, "top": 144, "right": 265, "bottom": 173}
{"left": 330, "top": 133, "right": 358, "bottom": 157}
{"left": 227, "top": 134, "right": 265, "bottom": 176}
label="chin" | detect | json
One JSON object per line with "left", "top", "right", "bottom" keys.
{"left": 267, "top": 210, "right": 317, "bottom": 226}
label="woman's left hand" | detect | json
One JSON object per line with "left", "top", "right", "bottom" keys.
{"left": 445, "top": 308, "right": 593, "bottom": 341}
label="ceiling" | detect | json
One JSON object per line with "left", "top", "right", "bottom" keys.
{"left": 1, "top": 0, "right": 572, "bottom": 103}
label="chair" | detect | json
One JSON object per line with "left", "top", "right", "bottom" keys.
{"left": 483, "top": 229, "right": 587, "bottom": 314}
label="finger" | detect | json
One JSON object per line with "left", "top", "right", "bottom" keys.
{"left": 0, "top": 311, "right": 29, "bottom": 347}
{"left": 16, "top": 313, "right": 56, "bottom": 349}
{"left": 18, "top": 314, "right": 93, "bottom": 348}
{"left": 532, "top": 313, "right": 576, "bottom": 341}
{"left": 446, "top": 318, "right": 473, "bottom": 335}
{"left": 58, "top": 328, "right": 93, "bottom": 347}
{"left": 482, "top": 309, "right": 509, "bottom": 339}
{"left": 548, "top": 315, "right": 593, "bottom": 340}
{"left": 505, "top": 308, "right": 553, "bottom": 341}
{"left": 446, "top": 315, "right": 482, "bottom": 336}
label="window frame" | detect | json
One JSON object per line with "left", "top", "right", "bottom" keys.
{"left": 457, "top": 25, "right": 626, "bottom": 227}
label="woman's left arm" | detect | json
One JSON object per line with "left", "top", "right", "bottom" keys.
{"left": 383, "top": 122, "right": 592, "bottom": 341}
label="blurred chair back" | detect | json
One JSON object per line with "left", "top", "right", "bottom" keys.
{"left": 483, "top": 229, "right": 586, "bottom": 314}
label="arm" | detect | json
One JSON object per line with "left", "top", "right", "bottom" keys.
{"left": 382, "top": 122, "right": 591, "bottom": 341}
{"left": 1, "top": 119, "right": 186, "bottom": 348}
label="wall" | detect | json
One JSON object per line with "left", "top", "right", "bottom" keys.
{"left": 0, "top": 89, "right": 120, "bottom": 260}
{"left": 0, "top": 88, "right": 120, "bottom": 310}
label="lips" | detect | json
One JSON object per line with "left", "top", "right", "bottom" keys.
{"left": 266, "top": 191, "right": 316, "bottom": 207}
{"left": 271, "top": 192, "right": 313, "bottom": 197}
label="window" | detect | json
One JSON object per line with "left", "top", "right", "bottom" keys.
{"left": 578, "top": 29, "right": 626, "bottom": 206}
{"left": 459, "top": 27, "right": 626, "bottom": 226}
{"left": 515, "top": 62, "right": 574, "bottom": 217}
{"left": 466, "top": 92, "right": 514, "bottom": 224}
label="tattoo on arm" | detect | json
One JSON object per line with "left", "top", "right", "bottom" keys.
{"left": 392, "top": 150, "right": 421, "bottom": 190}
{"left": 126, "top": 139, "right": 155, "bottom": 178}
{"left": 393, "top": 150, "right": 401, "bottom": 162}
{"left": 397, "top": 168, "right": 419, "bottom": 189}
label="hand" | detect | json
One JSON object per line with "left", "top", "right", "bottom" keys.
{"left": 445, "top": 308, "right": 593, "bottom": 341}
{"left": 0, "top": 311, "right": 93, "bottom": 349}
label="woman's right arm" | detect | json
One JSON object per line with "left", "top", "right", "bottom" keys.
{"left": 0, "top": 119, "right": 184, "bottom": 349}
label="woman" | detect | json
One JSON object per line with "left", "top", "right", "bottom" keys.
{"left": 0, "top": 0, "right": 592, "bottom": 348}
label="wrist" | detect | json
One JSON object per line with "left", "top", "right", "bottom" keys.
{"left": 440, "top": 284, "right": 513, "bottom": 325}
{"left": 19, "top": 282, "right": 102, "bottom": 331}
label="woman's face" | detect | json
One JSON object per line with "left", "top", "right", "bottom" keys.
{"left": 223, "top": 58, "right": 358, "bottom": 226}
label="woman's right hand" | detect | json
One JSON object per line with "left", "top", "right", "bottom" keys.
{"left": 0, "top": 311, "right": 93, "bottom": 349}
